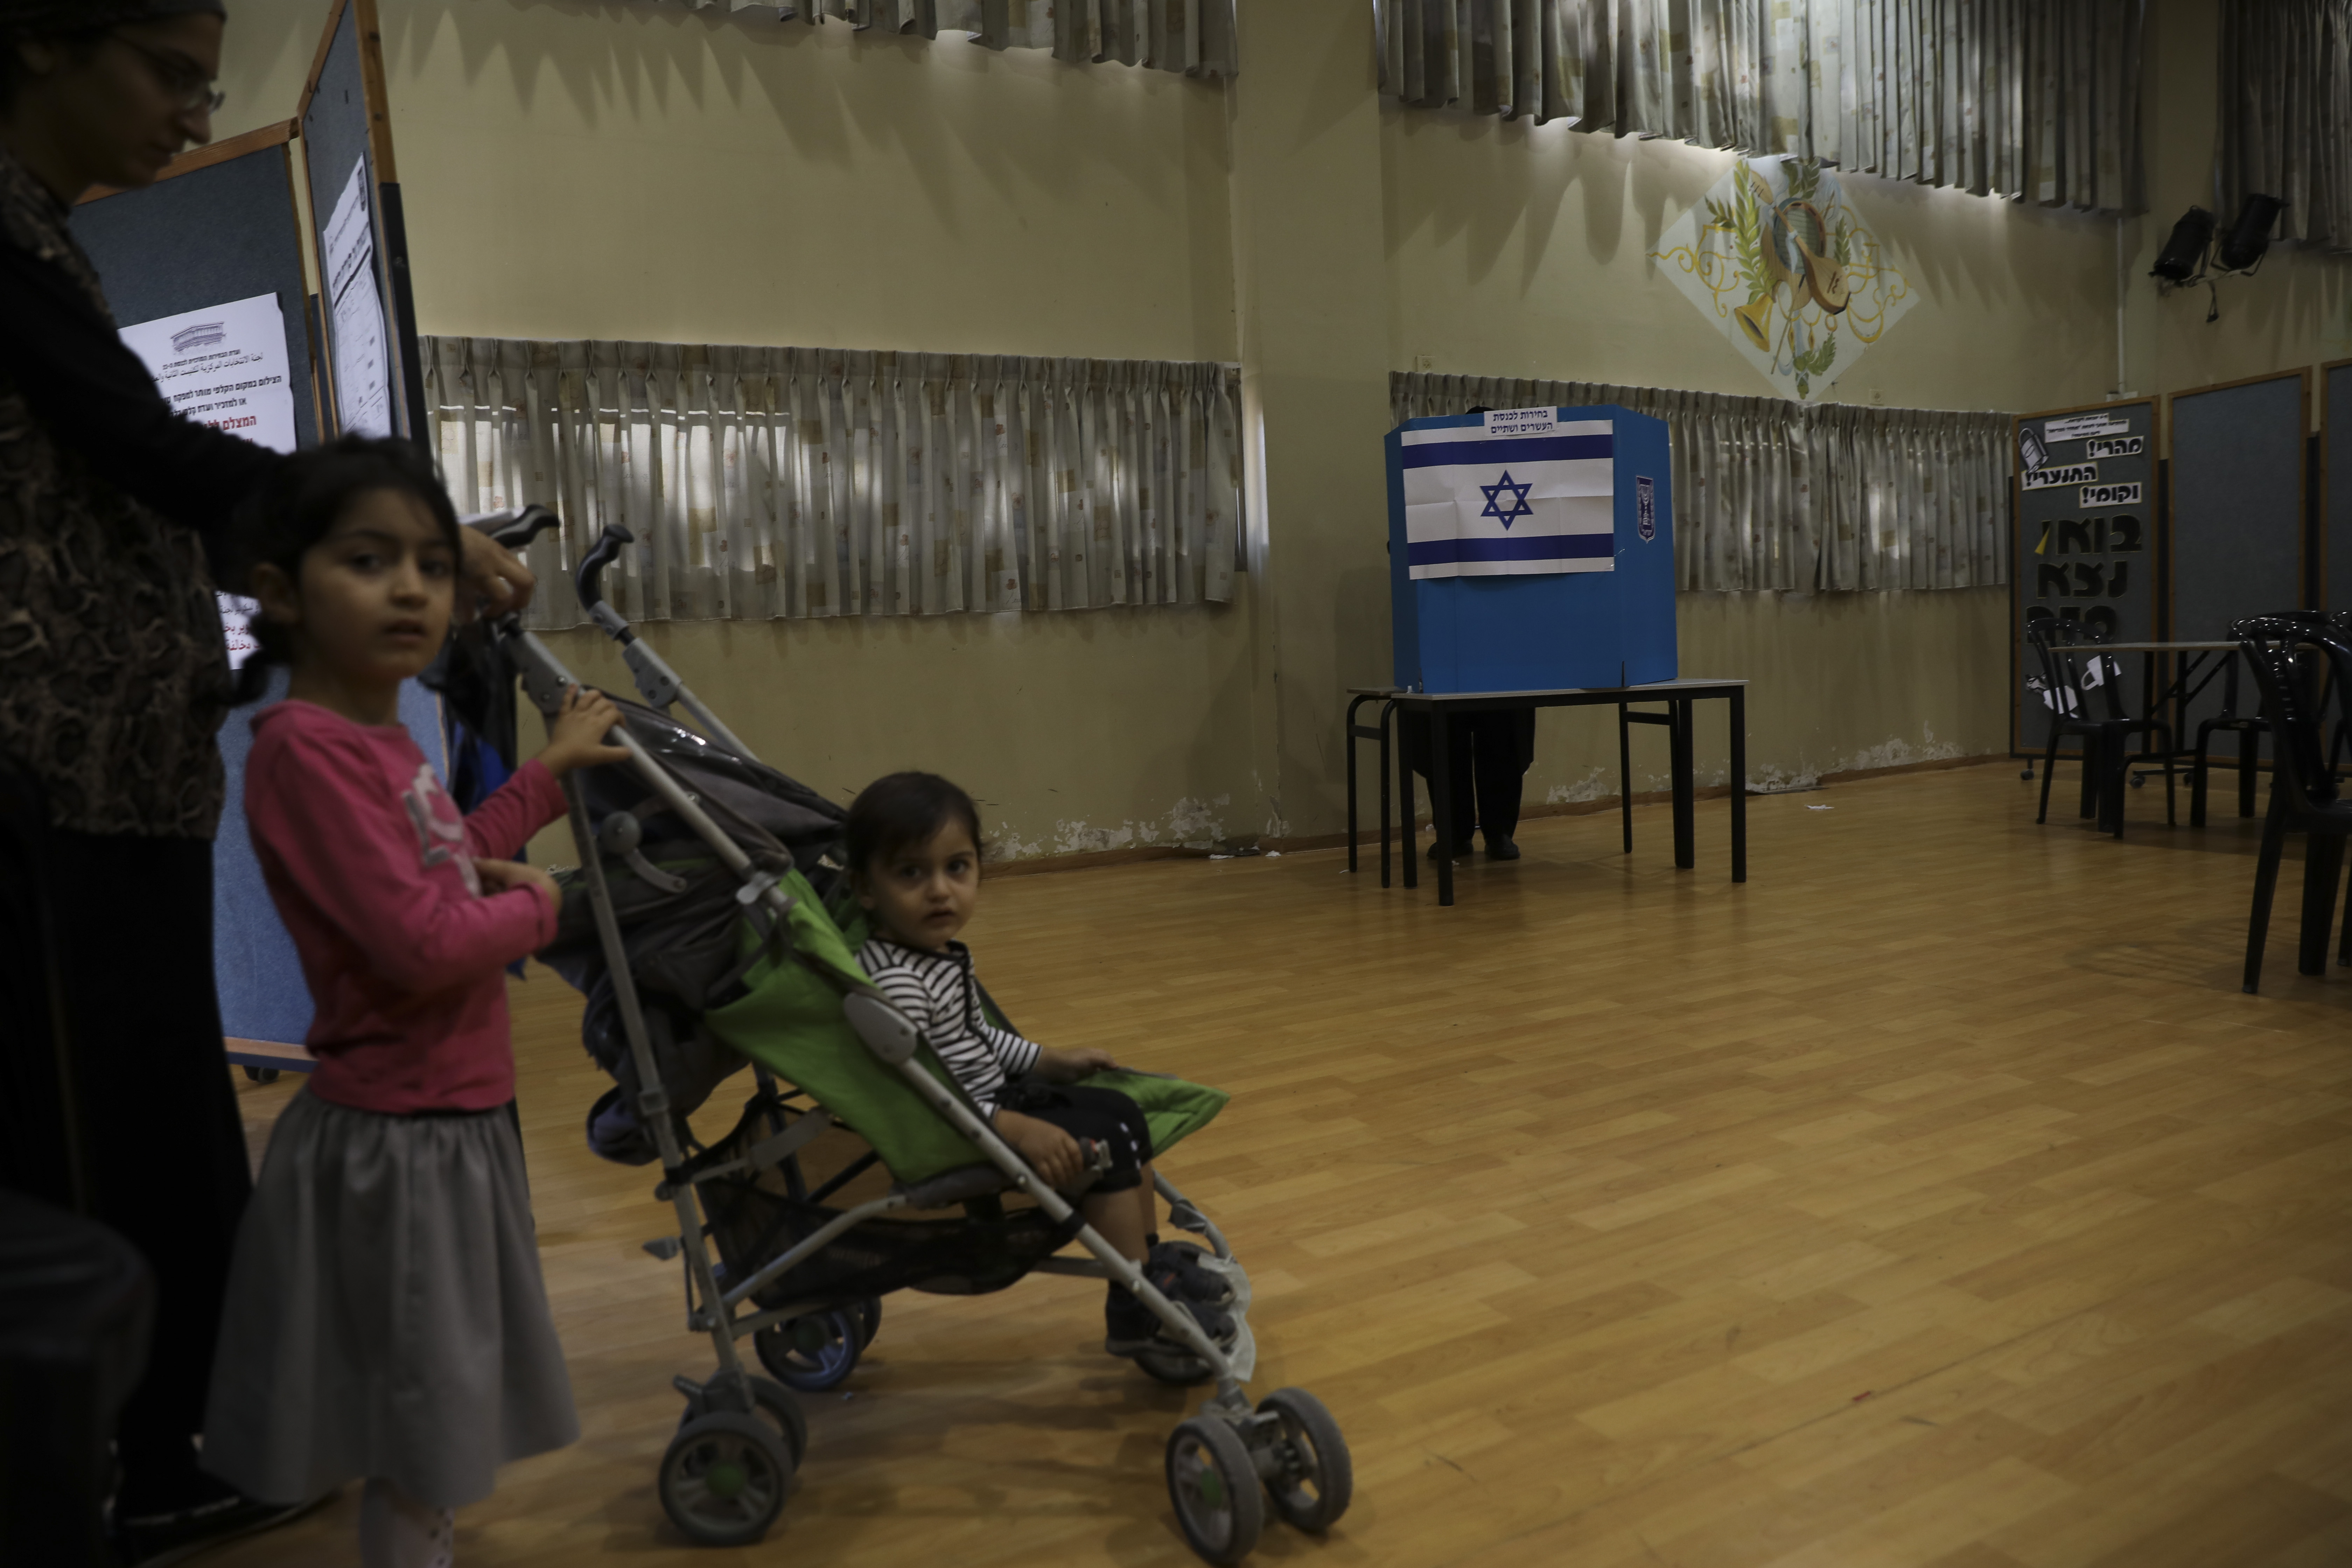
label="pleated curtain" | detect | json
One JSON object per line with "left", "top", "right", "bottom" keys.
{"left": 1392, "top": 372, "right": 2010, "bottom": 593}
{"left": 423, "top": 338, "right": 1241, "bottom": 631}
{"left": 1375, "top": 0, "right": 2147, "bottom": 215}
{"left": 619, "top": 0, "right": 1239, "bottom": 77}
{"left": 2217, "top": 0, "right": 2352, "bottom": 254}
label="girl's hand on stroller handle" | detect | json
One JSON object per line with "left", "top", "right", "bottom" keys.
{"left": 478, "top": 857, "right": 558, "bottom": 910}
{"left": 456, "top": 525, "right": 537, "bottom": 622}
{"left": 537, "top": 686, "right": 633, "bottom": 777}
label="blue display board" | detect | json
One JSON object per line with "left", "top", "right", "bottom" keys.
{"left": 2170, "top": 369, "right": 2311, "bottom": 763}
{"left": 1386, "top": 405, "right": 1675, "bottom": 692}
{"left": 301, "top": 0, "right": 424, "bottom": 442}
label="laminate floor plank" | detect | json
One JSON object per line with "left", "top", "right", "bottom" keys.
{"left": 209, "top": 765, "right": 2352, "bottom": 1566}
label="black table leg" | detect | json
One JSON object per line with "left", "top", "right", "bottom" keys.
{"left": 1378, "top": 701, "right": 1394, "bottom": 890}
{"left": 1730, "top": 688, "right": 1746, "bottom": 883}
{"left": 1670, "top": 699, "right": 1695, "bottom": 870}
{"left": 2240, "top": 727, "right": 2260, "bottom": 818}
{"left": 1618, "top": 702, "right": 1634, "bottom": 854}
{"left": 1430, "top": 705, "right": 1456, "bottom": 906}
{"left": 1344, "top": 696, "right": 1361, "bottom": 875}
{"left": 2299, "top": 834, "right": 2345, "bottom": 976}
{"left": 1399, "top": 714, "right": 1418, "bottom": 891}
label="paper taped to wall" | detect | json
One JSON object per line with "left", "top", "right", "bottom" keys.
{"left": 2044, "top": 413, "right": 2129, "bottom": 442}
{"left": 322, "top": 158, "right": 393, "bottom": 438}
{"left": 118, "top": 292, "right": 298, "bottom": 668}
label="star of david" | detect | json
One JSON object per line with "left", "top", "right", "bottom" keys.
{"left": 1477, "top": 469, "right": 1537, "bottom": 528}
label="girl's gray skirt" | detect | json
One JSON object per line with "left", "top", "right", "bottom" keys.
{"left": 201, "top": 1088, "right": 579, "bottom": 1509}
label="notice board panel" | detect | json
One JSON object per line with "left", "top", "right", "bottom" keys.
{"left": 2011, "top": 398, "right": 2158, "bottom": 757}
{"left": 2328, "top": 359, "right": 2351, "bottom": 613}
{"left": 70, "top": 122, "right": 321, "bottom": 449}
{"left": 301, "top": 0, "right": 424, "bottom": 441}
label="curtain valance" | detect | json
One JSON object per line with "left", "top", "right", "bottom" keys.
{"left": 1376, "top": 0, "right": 2146, "bottom": 216}
{"left": 1392, "top": 372, "right": 2010, "bottom": 593}
{"left": 2217, "top": 0, "right": 2352, "bottom": 254}
{"left": 424, "top": 337, "right": 1241, "bottom": 631}
{"left": 621, "top": 0, "right": 1237, "bottom": 78}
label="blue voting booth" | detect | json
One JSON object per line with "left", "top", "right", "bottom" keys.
{"left": 1386, "top": 405, "right": 1676, "bottom": 692}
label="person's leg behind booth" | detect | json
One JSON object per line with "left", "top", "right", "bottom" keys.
{"left": 1467, "top": 711, "right": 1536, "bottom": 860}
{"left": 1399, "top": 713, "right": 1477, "bottom": 861}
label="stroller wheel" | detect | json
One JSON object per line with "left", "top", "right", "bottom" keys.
{"left": 852, "top": 1296, "right": 883, "bottom": 1350}
{"left": 659, "top": 1411, "right": 792, "bottom": 1547}
{"left": 241, "top": 1066, "right": 280, "bottom": 1084}
{"left": 683, "top": 1374, "right": 810, "bottom": 1468}
{"left": 755, "top": 1308, "right": 862, "bottom": 1392}
{"left": 1255, "top": 1388, "right": 1352, "bottom": 1532}
{"left": 1166, "top": 1416, "right": 1263, "bottom": 1565}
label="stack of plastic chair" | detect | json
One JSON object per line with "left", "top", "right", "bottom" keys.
{"left": 2232, "top": 616, "right": 2352, "bottom": 994}
{"left": 0, "top": 761, "right": 156, "bottom": 1566}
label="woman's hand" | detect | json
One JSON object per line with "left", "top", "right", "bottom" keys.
{"left": 536, "top": 685, "right": 631, "bottom": 778}
{"left": 994, "top": 1108, "right": 1082, "bottom": 1189}
{"left": 477, "top": 856, "right": 559, "bottom": 911}
{"left": 457, "top": 527, "right": 537, "bottom": 621}
{"left": 1037, "top": 1046, "right": 1121, "bottom": 1083}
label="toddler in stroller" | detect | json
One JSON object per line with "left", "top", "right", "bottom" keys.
{"left": 449, "top": 510, "right": 1353, "bottom": 1564}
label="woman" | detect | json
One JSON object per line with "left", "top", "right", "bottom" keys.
{"left": 0, "top": 5, "right": 532, "bottom": 1561}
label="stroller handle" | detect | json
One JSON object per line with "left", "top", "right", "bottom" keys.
{"left": 577, "top": 525, "right": 636, "bottom": 640}
{"left": 462, "top": 504, "right": 562, "bottom": 555}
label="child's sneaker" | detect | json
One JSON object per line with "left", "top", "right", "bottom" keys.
{"left": 1104, "top": 1280, "right": 1234, "bottom": 1357}
{"left": 1147, "top": 1239, "right": 1235, "bottom": 1307}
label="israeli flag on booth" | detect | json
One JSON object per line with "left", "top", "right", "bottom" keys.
{"left": 1398, "top": 413, "right": 1615, "bottom": 580}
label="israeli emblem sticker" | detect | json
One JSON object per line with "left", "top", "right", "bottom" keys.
{"left": 1636, "top": 475, "right": 1656, "bottom": 542}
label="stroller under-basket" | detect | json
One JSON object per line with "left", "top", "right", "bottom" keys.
{"left": 447, "top": 509, "right": 1352, "bottom": 1563}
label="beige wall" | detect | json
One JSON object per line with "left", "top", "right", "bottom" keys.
{"left": 201, "top": 0, "right": 2340, "bottom": 857}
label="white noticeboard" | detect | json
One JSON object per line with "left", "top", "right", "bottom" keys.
{"left": 118, "top": 292, "right": 302, "bottom": 670}
{"left": 322, "top": 157, "right": 393, "bottom": 440}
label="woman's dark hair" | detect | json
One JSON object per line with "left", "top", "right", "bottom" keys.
{"left": 844, "top": 771, "right": 984, "bottom": 879}
{"left": 229, "top": 434, "right": 464, "bottom": 705}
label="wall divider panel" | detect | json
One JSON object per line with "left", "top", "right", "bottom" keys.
{"left": 2326, "top": 358, "right": 2351, "bottom": 615}
{"left": 2168, "top": 368, "right": 2313, "bottom": 764}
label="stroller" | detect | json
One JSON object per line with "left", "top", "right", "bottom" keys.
{"left": 444, "top": 509, "right": 1352, "bottom": 1563}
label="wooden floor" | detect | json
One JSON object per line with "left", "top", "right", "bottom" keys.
{"left": 213, "top": 764, "right": 2352, "bottom": 1568}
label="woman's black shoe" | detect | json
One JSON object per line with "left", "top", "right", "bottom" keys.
{"left": 1486, "top": 837, "right": 1521, "bottom": 861}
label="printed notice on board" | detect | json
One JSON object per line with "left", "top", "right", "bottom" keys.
{"left": 119, "top": 292, "right": 299, "bottom": 668}
{"left": 2043, "top": 413, "right": 2130, "bottom": 443}
{"left": 323, "top": 158, "right": 393, "bottom": 439}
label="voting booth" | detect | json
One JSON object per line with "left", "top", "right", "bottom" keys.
{"left": 1386, "top": 405, "right": 1676, "bottom": 692}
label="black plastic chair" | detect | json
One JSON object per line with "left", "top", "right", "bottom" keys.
{"left": 2189, "top": 651, "right": 2267, "bottom": 827}
{"left": 2026, "top": 619, "right": 2176, "bottom": 836}
{"left": 2233, "top": 617, "right": 2352, "bottom": 993}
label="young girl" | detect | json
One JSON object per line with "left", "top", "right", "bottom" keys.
{"left": 846, "top": 771, "right": 1234, "bottom": 1360}
{"left": 198, "top": 436, "right": 627, "bottom": 1568}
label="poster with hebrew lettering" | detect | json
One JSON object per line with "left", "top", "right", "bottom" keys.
{"left": 2011, "top": 400, "right": 2159, "bottom": 757}
{"left": 1650, "top": 156, "right": 1916, "bottom": 401}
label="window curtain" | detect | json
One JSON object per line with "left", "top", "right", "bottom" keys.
{"left": 1374, "top": 0, "right": 2147, "bottom": 215}
{"left": 2217, "top": 0, "right": 2352, "bottom": 254}
{"left": 621, "top": 0, "right": 1238, "bottom": 78}
{"left": 423, "top": 337, "right": 1241, "bottom": 631}
{"left": 1392, "top": 372, "right": 2010, "bottom": 593}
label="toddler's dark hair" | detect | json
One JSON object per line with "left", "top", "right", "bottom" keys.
{"left": 845, "top": 772, "right": 984, "bottom": 878}
{"left": 230, "top": 435, "right": 464, "bottom": 705}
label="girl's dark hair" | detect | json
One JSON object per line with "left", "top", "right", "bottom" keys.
{"left": 844, "top": 771, "right": 984, "bottom": 878}
{"left": 229, "top": 434, "right": 464, "bottom": 705}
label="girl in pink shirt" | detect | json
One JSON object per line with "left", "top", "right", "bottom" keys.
{"left": 198, "top": 437, "right": 625, "bottom": 1568}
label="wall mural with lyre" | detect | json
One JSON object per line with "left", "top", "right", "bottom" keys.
{"left": 1650, "top": 156, "right": 1916, "bottom": 402}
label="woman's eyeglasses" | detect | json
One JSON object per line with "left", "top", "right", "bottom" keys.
{"left": 113, "top": 35, "right": 227, "bottom": 116}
